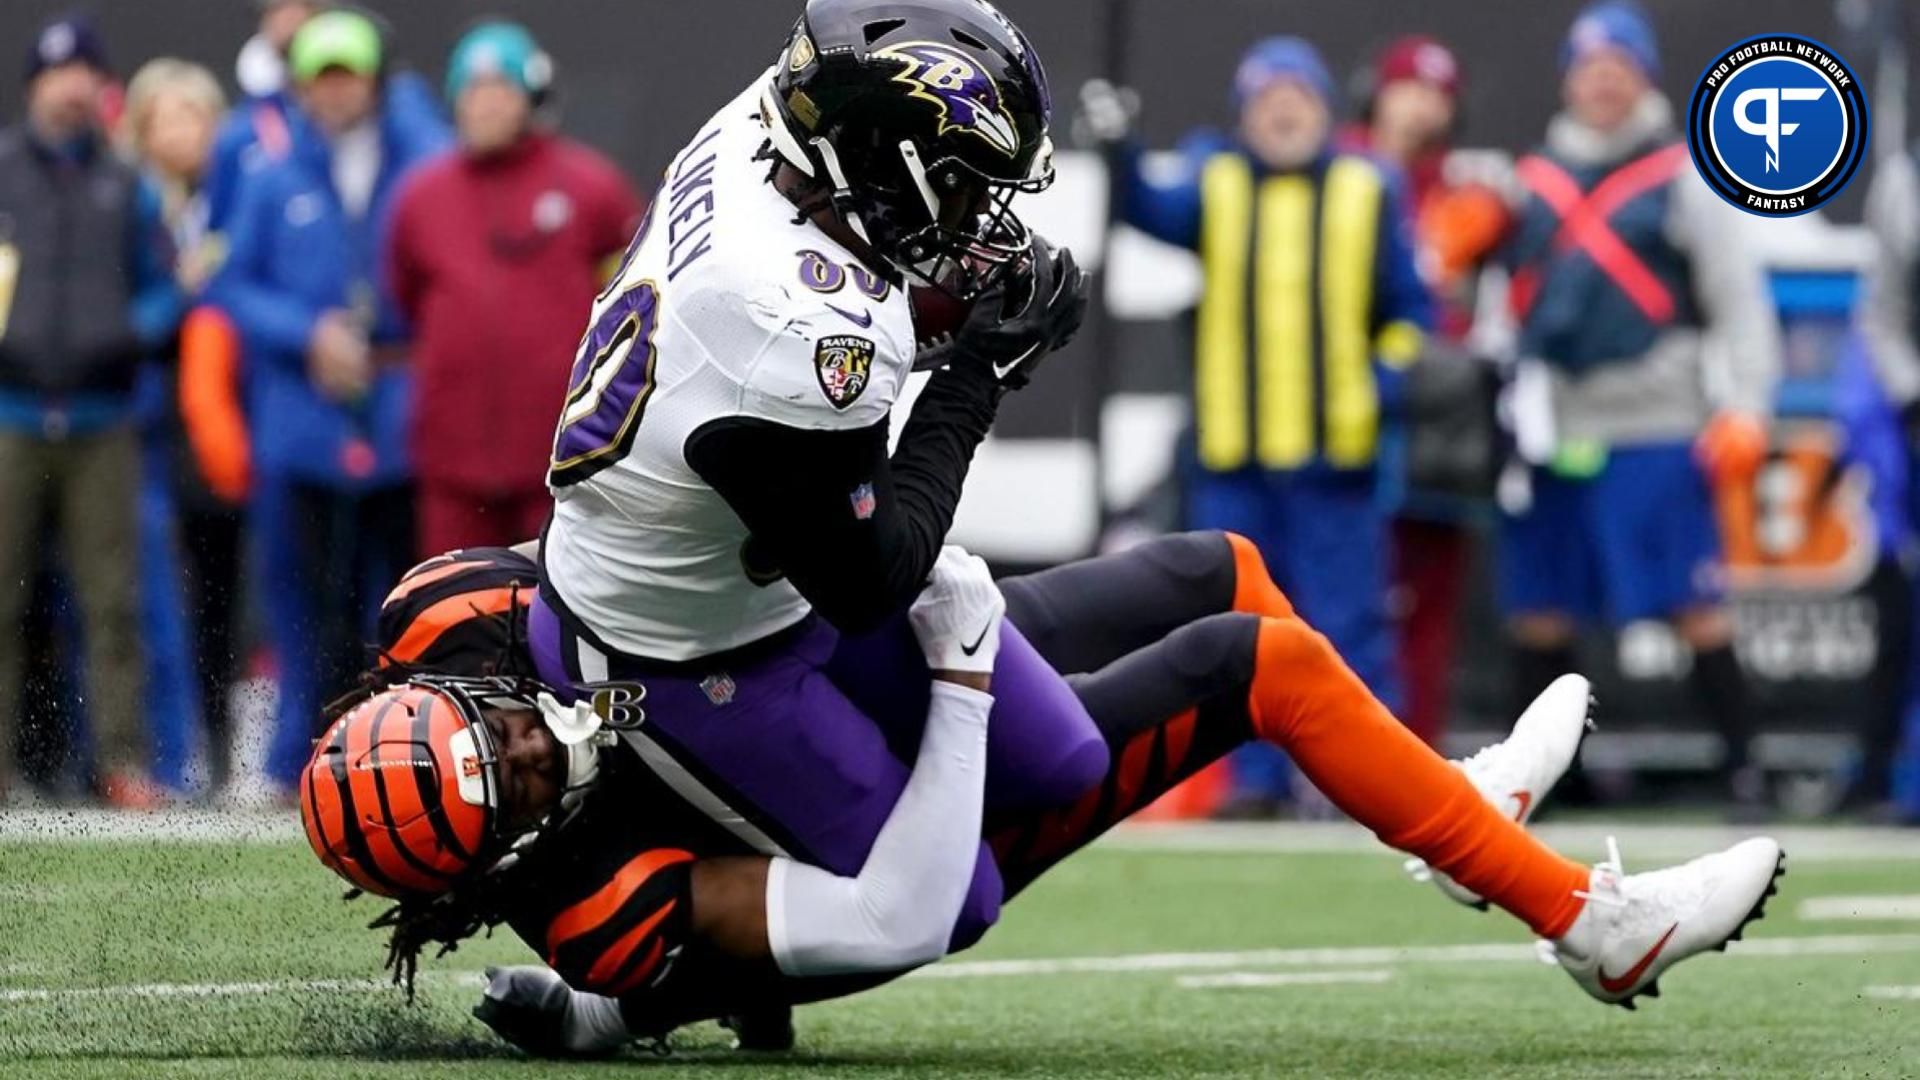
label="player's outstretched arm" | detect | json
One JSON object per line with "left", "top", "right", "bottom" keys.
{"left": 698, "top": 549, "right": 1003, "bottom": 974}
{"left": 476, "top": 553, "right": 1004, "bottom": 1055}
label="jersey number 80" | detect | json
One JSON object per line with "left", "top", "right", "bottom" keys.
{"left": 549, "top": 211, "right": 661, "bottom": 488}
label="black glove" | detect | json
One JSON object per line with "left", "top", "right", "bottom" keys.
{"left": 917, "top": 236, "right": 1090, "bottom": 391}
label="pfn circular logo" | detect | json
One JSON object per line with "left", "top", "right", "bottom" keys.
{"left": 1687, "top": 35, "right": 1868, "bottom": 217}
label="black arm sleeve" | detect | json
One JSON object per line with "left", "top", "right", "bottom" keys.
{"left": 684, "top": 362, "right": 1000, "bottom": 633}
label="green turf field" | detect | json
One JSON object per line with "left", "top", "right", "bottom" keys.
{"left": 2, "top": 816, "right": 1917, "bottom": 1079}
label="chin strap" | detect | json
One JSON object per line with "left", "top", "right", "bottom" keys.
{"left": 809, "top": 135, "right": 872, "bottom": 246}
{"left": 535, "top": 691, "right": 613, "bottom": 818}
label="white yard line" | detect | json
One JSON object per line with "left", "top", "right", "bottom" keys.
{"left": 911, "top": 932, "right": 1920, "bottom": 980}
{"left": 1176, "top": 970, "right": 1393, "bottom": 990}
{"left": 915, "top": 942, "right": 1536, "bottom": 978}
{"left": 0, "top": 809, "right": 298, "bottom": 844}
{"left": 0, "top": 881, "right": 276, "bottom": 902}
{"left": 1864, "top": 985, "right": 1920, "bottom": 1001}
{"left": 0, "top": 972, "right": 486, "bottom": 1005}
{"left": 1103, "top": 821, "right": 1920, "bottom": 862}
{"left": 1799, "top": 895, "right": 1920, "bottom": 921}
{"left": 8, "top": 812, "right": 1919, "bottom": 863}
{"left": 2, "top": 934, "right": 1913, "bottom": 1006}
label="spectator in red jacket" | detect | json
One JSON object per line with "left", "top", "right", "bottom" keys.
{"left": 387, "top": 21, "right": 641, "bottom": 555}
{"left": 1339, "top": 35, "right": 1509, "bottom": 751}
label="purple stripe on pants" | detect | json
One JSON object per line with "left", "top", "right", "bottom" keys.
{"left": 528, "top": 594, "right": 1107, "bottom": 950}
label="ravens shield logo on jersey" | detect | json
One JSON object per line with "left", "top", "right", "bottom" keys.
{"left": 814, "top": 335, "right": 875, "bottom": 409}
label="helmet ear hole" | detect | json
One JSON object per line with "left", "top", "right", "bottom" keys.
{"left": 863, "top": 18, "right": 906, "bottom": 45}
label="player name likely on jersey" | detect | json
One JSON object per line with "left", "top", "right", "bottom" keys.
{"left": 665, "top": 126, "right": 722, "bottom": 282}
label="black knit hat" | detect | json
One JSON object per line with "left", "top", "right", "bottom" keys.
{"left": 25, "top": 14, "right": 110, "bottom": 84}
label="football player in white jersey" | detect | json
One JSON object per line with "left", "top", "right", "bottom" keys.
{"left": 418, "top": 0, "right": 1784, "bottom": 1048}
{"left": 530, "top": 0, "right": 1104, "bottom": 954}
{"left": 307, "top": 529, "right": 1785, "bottom": 1053}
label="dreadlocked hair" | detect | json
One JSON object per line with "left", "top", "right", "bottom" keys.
{"left": 362, "top": 872, "right": 514, "bottom": 1003}
{"left": 495, "top": 578, "right": 534, "bottom": 679}
{"left": 360, "top": 773, "right": 584, "bottom": 1004}
{"left": 318, "top": 652, "right": 421, "bottom": 726}
{"left": 319, "top": 577, "right": 544, "bottom": 1001}
{"left": 756, "top": 137, "right": 838, "bottom": 226}
{"left": 322, "top": 576, "right": 552, "bottom": 1001}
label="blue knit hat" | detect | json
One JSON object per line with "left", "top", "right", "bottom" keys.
{"left": 25, "top": 13, "right": 109, "bottom": 83}
{"left": 1233, "top": 36, "right": 1333, "bottom": 111}
{"left": 1561, "top": 1, "right": 1659, "bottom": 78}
{"left": 445, "top": 21, "right": 553, "bottom": 103}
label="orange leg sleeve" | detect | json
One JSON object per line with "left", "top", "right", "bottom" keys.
{"left": 1225, "top": 532, "right": 1294, "bottom": 619}
{"left": 1249, "top": 617, "right": 1589, "bottom": 939}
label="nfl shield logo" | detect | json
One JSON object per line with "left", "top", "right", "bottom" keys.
{"left": 814, "top": 335, "right": 875, "bottom": 410}
{"left": 850, "top": 482, "right": 876, "bottom": 520}
{"left": 700, "top": 673, "right": 737, "bottom": 706}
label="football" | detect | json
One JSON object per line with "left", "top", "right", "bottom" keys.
{"left": 909, "top": 284, "right": 974, "bottom": 351}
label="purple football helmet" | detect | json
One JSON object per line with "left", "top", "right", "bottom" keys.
{"left": 761, "top": 0, "right": 1056, "bottom": 301}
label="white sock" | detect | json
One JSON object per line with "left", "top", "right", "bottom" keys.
{"left": 564, "top": 988, "right": 633, "bottom": 1055}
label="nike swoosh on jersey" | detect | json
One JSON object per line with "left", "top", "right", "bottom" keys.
{"left": 826, "top": 303, "right": 873, "bottom": 328}
{"left": 1597, "top": 923, "right": 1678, "bottom": 994}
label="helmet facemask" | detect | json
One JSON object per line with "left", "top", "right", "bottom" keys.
{"left": 411, "top": 674, "right": 615, "bottom": 875}
{"left": 847, "top": 136, "right": 1054, "bottom": 302}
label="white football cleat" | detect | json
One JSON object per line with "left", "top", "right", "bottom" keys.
{"left": 1547, "top": 836, "right": 1785, "bottom": 1008}
{"left": 1408, "top": 674, "right": 1593, "bottom": 908}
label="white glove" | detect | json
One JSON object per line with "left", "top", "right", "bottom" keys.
{"left": 908, "top": 546, "right": 1005, "bottom": 675}
{"left": 473, "top": 965, "right": 630, "bottom": 1059}
{"left": 1075, "top": 78, "right": 1139, "bottom": 146}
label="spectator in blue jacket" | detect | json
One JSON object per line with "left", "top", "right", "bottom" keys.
{"left": 0, "top": 15, "right": 181, "bottom": 807}
{"left": 206, "top": 0, "right": 319, "bottom": 234}
{"left": 211, "top": 9, "right": 449, "bottom": 789}
{"left": 1083, "top": 39, "right": 1431, "bottom": 812}
{"left": 207, "top": 0, "right": 443, "bottom": 234}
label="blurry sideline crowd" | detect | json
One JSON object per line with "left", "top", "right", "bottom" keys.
{"left": 0, "top": 0, "right": 1914, "bottom": 822}
{"left": 1083, "top": 0, "right": 1917, "bottom": 822}
{"left": 0, "top": 2, "right": 639, "bottom": 808}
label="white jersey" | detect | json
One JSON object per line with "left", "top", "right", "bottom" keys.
{"left": 543, "top": 76, "right": 918, "bottom": 661}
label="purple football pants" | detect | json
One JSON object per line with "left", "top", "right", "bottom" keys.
{"left": 528, "top": 598, "right": 1108, "bottom": 950}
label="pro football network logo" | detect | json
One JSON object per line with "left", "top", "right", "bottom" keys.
{"left": 1686, "top": 34, "right": 1868, "bottom": 217}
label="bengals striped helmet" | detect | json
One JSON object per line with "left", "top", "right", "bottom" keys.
{"left": 300, "top": 676, "right": 520, "bottom": 899}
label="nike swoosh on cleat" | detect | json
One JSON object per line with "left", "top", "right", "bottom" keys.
{"left": 1597, "top": 923, "right": 1678, "bottom": 994}
{"left": 1509, "top": 790, "right": 1532, "bottom": 822}
{"left": 959, "top": 623, "right": 991, "bottom": 657}
{"left": 826, "top": 303, "right": 873, "bottom": 328}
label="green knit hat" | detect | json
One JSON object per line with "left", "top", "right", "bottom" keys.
{"left": 289, "top": 10, "right": 382, "bottom": 83}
